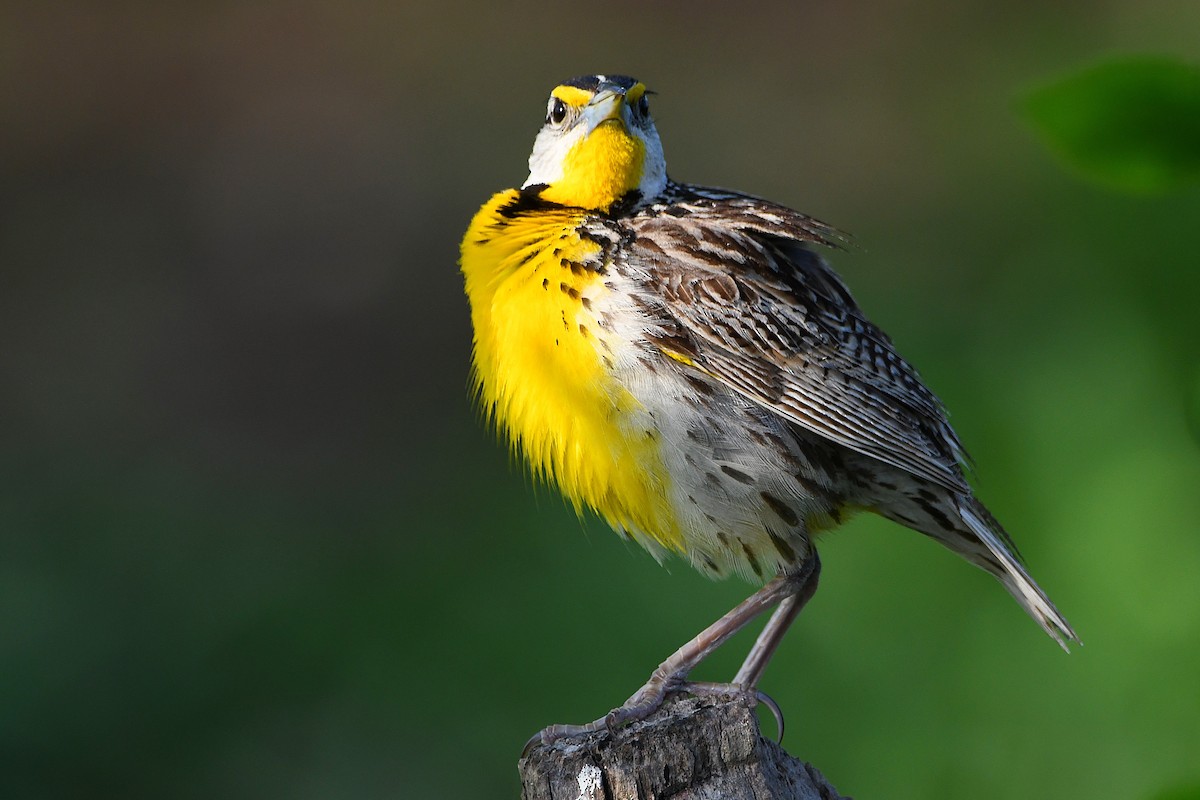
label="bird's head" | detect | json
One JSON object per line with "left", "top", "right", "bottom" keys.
{"left": 523, "top": 74, "right": 667, "bottom": 212}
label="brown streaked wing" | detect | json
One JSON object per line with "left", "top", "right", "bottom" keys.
{"left": 626, "top": 187, "right": 971, "bottom": 494}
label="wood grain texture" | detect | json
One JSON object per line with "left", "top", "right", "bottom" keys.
{"left": 519, "top": 695, "right": 848, "bottom": 800}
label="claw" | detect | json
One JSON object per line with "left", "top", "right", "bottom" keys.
{"left": 521, "top": 680, "right": 787, "bottom": 758}
{"left": 755, "top": 688, "right": 785, "bottom": 743}
{"left": 520, "top": 730, "right": 542, "bottom": 758}
{"left": 677, "top": 682, "right": 785, "bottom": 743}
{"left": 522, "top": 720, "right": 600, "bottom": 757}
{"left": 519, "top": 671, "right": 690, "bottom": 757}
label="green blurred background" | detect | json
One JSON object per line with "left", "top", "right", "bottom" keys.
{"left": 4, "top": 2, "right": 1199, "bottom": 798}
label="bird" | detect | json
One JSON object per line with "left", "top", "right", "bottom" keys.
{"left": 459, "top": 74, "right": 1078, "bottom": 745}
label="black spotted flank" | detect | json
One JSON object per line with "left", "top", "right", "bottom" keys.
{"left": 562, "top": 74, "right": 639, "bottom": 92}
{"left": 767, "top": 531, "right": 796, "bottom": 561}
{"left": 719, "top": 465, "right": 754, "bottom": 485}
{"left": 760, "top": 492, "right": 799, "bottom": 527}
{"left": 741, "top": 542, "right": 764, "bottom": 578}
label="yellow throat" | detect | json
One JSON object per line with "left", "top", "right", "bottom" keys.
{"left": 460, "top": 76, "right": 680, "bottom": 552}
{"left": 536, "top": 83, "right": 648, "bottom": 211}
{"left": 460, "top": 190, "right": 680, "bottom": 551}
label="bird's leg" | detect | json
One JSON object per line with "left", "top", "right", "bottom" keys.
{"left": 734, "top": 551, "right": 821, "bottom": 689}
{"left": 528, "top": 551, "right": 820, "bottom": 750}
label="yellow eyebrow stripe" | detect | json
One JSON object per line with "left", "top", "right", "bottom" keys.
{"left": 552, "top": 82, "right": 647, "bottom": 108}
{"left": 551, "top": 86, "right": 594, "bottom": 107}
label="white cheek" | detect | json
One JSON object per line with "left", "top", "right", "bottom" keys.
{"left": 524, "top": 128, "right": 583, "bottom": 188}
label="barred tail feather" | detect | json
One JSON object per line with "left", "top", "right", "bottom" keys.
{"left": 957, "top": 499, "right": 1079, "bottom": 651}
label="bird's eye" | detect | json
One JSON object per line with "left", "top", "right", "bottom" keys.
{"left": 636, "top": 95, "right": 649, "bottom": 117}
{"left": 548, "top": 98, "right": 568, "bottom": 125}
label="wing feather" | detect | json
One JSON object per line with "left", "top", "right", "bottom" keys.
{"left": 627, "top": 187, "right": 970, "bottom": 494}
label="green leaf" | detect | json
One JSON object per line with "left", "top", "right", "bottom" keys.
{"left": 1022, "top": 56, "right": 1200, "bottom": 193}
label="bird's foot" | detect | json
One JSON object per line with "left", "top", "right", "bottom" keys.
{"left": 686, "top": 681, "right": 785, "bottom": 742}
{"left": 522, "top": 676, "right": 783, "bottom": 756}
{"left": 521, "top": 670, "right": 683, "bottom": 755}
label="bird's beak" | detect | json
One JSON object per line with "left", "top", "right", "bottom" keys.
{"left": 583, "top": 83, "right": 632, "bottom": 133}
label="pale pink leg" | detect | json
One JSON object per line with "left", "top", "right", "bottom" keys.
{"left": 734, "top": 552, "right": 821, "bottom": 688}
{"left": 528, "top": 551, "right": 820, "bottom": 751}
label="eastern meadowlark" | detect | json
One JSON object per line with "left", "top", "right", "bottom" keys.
{"left": 460, "top": 74, "right": 1078, "bottom": 744}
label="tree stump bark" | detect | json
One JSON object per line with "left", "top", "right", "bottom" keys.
{"left": 519, "top": 694, "right": 848, "bottom": 799}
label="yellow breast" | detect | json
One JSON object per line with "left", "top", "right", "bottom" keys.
{"left": 460, "top": 190, "right": 681, "bottom": 551}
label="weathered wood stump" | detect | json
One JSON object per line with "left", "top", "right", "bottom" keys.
{"left": 519, "top": 694, "right": 848, "bottom": 799}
